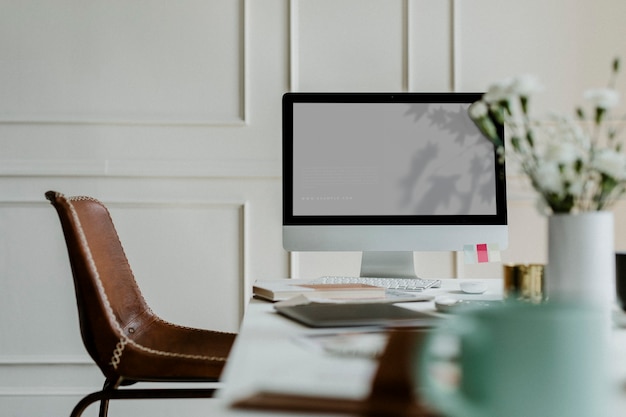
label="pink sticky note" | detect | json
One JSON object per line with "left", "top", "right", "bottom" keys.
{"left": 476, "top": 243, "right": 489, "bottom": 263}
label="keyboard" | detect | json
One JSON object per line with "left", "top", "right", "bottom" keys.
{"left": 309, "top": 275, "right": 441, "bottom": 292}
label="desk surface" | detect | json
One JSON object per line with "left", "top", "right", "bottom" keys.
{"left": 209, "top": 279, "right": 626, "bottom": 416}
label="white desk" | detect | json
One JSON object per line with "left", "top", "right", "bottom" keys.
{"left": 208, "top": 279, "right": 626, "bottom": 416}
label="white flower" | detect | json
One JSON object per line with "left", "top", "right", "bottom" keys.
{"left": 533, "top": 162, "right": 563, "bottom": 194}
{"left": 592, "top": 148, "right": 626, "bottom": 180}
{"left": 583, "top": 88, "right": 620, "bottom": 109}
{"left": 470, "top": 59, "right": 626, "bottom": 213}
{"left": 567, "top": 177, "right": 585, "bottom": 197}
{"left": 469, "top": 101, "right": 489, "bottom": 119}
{"left": 543, "top": 141, "right": 581, "bottom": 165}
{"left": 547, "top": 115, "right": 591, "bottom": 148}
{"left": 511, "top": 74, "right": 543, "bottom": 97}
{"left": 483, "top": 78, "right": 514, "bottom": 104}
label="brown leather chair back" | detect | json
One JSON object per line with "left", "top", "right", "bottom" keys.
{"left": 46, "top": 191, "right": 157, "bottom": 381}
{"left": 48, "top": 191, "right": 237, "bottom": 417}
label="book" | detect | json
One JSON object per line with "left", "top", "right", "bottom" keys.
{"left": 253, "top": 279, "right": 386, "bottom": 302}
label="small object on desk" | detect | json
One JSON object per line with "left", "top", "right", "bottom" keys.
{"left": 459, "top": 280, "right": 488, "bottom": 294}
{"left": 253, "top": 280, "right": 386, "bottom": 302}
{"left": 503, "top": 263, "right": 544, "bottom": 303}
{"left": 274, "top": 302, "right": 441, "bottom": 328}
{"left": 434, "top": 297, "right": 463, "bottom": 313}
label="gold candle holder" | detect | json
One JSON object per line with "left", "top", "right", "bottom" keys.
{"left": 503, "top": 264, "right": 545, "bottom": 303}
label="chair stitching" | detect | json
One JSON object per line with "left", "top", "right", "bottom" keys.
{"left": 64, "top": 196, "right": 227, "bottom": 369}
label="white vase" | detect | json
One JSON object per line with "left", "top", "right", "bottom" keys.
{"left": 545, "top": 211, "right": 615, "bottom": 309}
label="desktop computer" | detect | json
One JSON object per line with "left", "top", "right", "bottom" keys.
{"left": 282, "top": 92, "right": 508, "bottom": 283}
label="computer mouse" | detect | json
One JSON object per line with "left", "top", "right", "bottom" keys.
{"left": 434, "top": 297, "right": 463, "bottom": 312}
{"left": 459, "top": 281, "right": 488, "bottom": 294}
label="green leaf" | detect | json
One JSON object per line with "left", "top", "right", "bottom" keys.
{"left": 576, "top": 107, "right": 585, "bottom": 120}
{"left": 595, "top": 107, "right": 605, "bottom": 125}
{"left": 574, "top": 159, "right": 583, "bottom": 173}
{"left": 511, "top": 136, "right": 522, "bottom": 152}
{"left": 526, "top": 131, "right": 534, "bottom": 148}
{"left": 520, "top": 96, "right": 529, "bottom": 115}
{"left": 471, "top": 116, "right": 501, "bottom": 145}
{"left": 545, "top": 192, "right": 575, "bottom": 214}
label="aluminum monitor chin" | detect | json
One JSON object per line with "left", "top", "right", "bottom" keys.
{"left": 282, "top": 92, "right": 508, "bottom": 278}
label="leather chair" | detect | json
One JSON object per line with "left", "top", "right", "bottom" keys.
{"left": 45, "top": 191, "right": 237, "bottom": 417}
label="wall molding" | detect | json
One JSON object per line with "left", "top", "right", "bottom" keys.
{"left": 402, "top": 0, "right": 410, "bottom": 91}
{"left": 1, "top": 196, "right": 249, "bottom": 349}
{"left": 450, "top": 0, "right": 459, "bottom": 92}
{"left": 0, "top": 0, "right": 249, "bottom": 127}
{"left": 289, "top": 0, "right": 410, "bottom": 92}
{"left": 288, "top": 0, "right": 298, "bottom": 92}
{"left": 0, "top": 355, "right": 92, "bottom": 366}
{"left": 0, "top": 387, "right": 97, "bottom": 397}
{"left": 0, "top": 157, "right": 280, "bottom": 178}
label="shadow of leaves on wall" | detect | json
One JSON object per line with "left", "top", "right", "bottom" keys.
{"left": 398, "top": 103, "right": 495, "bottom": 215}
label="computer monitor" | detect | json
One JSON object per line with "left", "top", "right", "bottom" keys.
{"left": 283, "top": 92, "right": 507, "bottom": 278}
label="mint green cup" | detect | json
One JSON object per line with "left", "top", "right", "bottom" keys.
{"left": 419, "top": 302, "right": 610, "bottom": 417}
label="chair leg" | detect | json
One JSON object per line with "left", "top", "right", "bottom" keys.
{"left": 98, "top": 396, "right": 110, "bottom": 417}
{"left": 99, "top": 378, "right": 121, "bottom": 417}
{"left": 70, "top": 378, "right": 120, "bottom": 417}
{"left": 70, "top": 390, "right": 110, "bottom": 417}
{"left": 69, "top": 379, "right": 218, "bottom": 417}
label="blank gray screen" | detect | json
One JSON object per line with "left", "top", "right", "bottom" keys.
{"left": 292, "top": 102, "right": 497, "bottom": 216}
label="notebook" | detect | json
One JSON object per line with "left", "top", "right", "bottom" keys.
{"left": 274, "top": 302, "right": 440, "bottom": 328}
{"left": 253, "top": 280, "right": 386, "bottom": 302}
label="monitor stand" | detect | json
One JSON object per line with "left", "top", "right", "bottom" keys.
{"left": 359, "top": 251, "right": 419, "bottom": 279}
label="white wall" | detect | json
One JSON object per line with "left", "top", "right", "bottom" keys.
{"left": 2, "top": 1, "right": 626, "bottom": 416}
